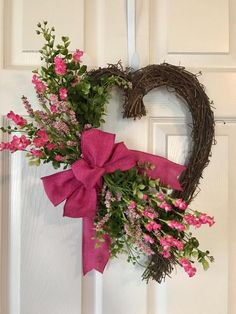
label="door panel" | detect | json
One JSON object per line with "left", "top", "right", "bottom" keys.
{"left": 1, "top": 0, "right": 236, "bottom": 313}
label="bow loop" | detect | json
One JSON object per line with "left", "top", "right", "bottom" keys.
{"left": 81, "top": 128, "right": 116, "bottom": 167}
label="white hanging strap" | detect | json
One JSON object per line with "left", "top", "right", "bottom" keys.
{"left": 126, "top": 0, "right": 139, "bottom": 70}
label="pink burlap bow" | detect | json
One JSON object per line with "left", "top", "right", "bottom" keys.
{"left": 42, "top": 128, "right": 186, "bottom": 275}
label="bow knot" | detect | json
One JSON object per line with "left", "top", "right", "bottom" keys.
{"left": 72, "top": 159, "right": 105, "bottom": 189}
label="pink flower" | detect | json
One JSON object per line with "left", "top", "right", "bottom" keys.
{"left": 144, "top": 234, "right": 154, "bottom": 244}
{"left": 46, "top": 143, "right": 56, "bottom": 151}
{"left": 128, "top": 201, "right": 136, "bottom": 209}
{"left": 175, "top": 198, "right": 187, "bottom": 210}
{"left": 8, "top": 135, "right": 30, "bottom": 152}
{"left": 169, "top": 220, "right": 186, "bottom": 232}
{"left": 50, "top": 105, "right": 58, "bottom": 113}
{"left": 172, "top": 238, "right": 184, "bottom": 251}
{"left": 37, "top": 130, "right": 49, "bottom": 140}
{"left": 180, "top": 258, "right": 197, "bottom": 277}
{"left": 73, "top": 49, "right": 84, "bottom": 63}
{"left": 59, "top": 87, "right": 68, "bottom": 100}
{"left": 185, "top": 214, "right": 198, "bottom": 226}
{"left": 30, "top": 149, "right": 43, "bottom": 158}
{"left": 185, "top": 213, "right": 215, "bottom": 228}
{"left": 142, "top": 194, "right": 148, "bottom": 201}
{"left": 143, "top": 210, "right": 157, "bottom": 220}
{"left": 32, "top": 75, "right": 46, "bottom": 94}
{"left": 187, "top": 266, "right": 197, "bottom": 277}
{"left": 159, "top": 237, "right": 171, "bottom": 251}
{"left": 145, "top": 221, "right": 161, "bottom": 232}
{"left": 199, "top": 214, "right": 215, "bottom": 227}
{"left": 84, "top": 124, "right": 92, "bottom": 130}
{"left": 160, "top": 201, "right": 172, "bottom": 212}
{"left": 49, "top": 94, "right": 60, "bottom": 111}
{"left": 161, "top": 251, "right": 171, "bottom": 258}
{"left": 54, "top": 154, "right": 63, "bottom": 161}
{"left": 156, "top": 192, "right": 165, "bottom": 201}
{"left": 58, "top": 143, "right": 65, "bottom": 149}
{"left": 0, "top": 142, "right": 6, "bottom": 151}
{"left": 179, "top": 201, "right": 187, "bottom": 210}
{"left": 54, "top": 56, "right": 67, "bottom": 75}
{"left": 7, "top": 111, "right": 27, "bottom": 127}
{"left": 33, "top": 130, "right": 49, "bottom": 147}
{"left": 160, "top": 235, "right": 184, "bottom": 251}
{"left": 180, "top": 257, "right": 191, "bottom": 268}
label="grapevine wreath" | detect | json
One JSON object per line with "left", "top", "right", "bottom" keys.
{"left": 0, "top": 22, "right": 215, "bottom": 283}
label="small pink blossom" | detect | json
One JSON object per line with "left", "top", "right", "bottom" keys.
{"left": 54, "top": 154, "right": 63, "bottom": 161}
{"left": 145, "top": 221, "right": 161, "bottom": 232}
{"left": 161, "top": 251, "right": 171, "bottom": 258}
{"left": 58, "top": 143, "right": 65, "bottom": 149}
{"left": 180, "top": 257, "right": 190, "bottom": 268}
{"left": 96, "top": 213, "right": 110, "bottom": 230}
{"left": 179, "top": 201, "right": 187, "bottom": 210}
{"left": 30, "top": 149, "right": 43, "bottom": 158}
{"left": 84, "top": 124, "right": 92, "bottom": 130}
{"left": 180, "top": 258, "right": 197, "bottom": 277}
{"left": 32, "top": 75, "right": 46, "bottom": 94}
{"left": 142, "top": 194, "right": 148, "bottom": 201}
{"left": 172, "top": 238, "right": 184, "bottom": 251}
{"left": 159, "top": 237, "right": 171, "bottom": 251}
{"left": 169, "top": 220, "right": 186, "bottom": 232}
{"left": 124, "top": 224, "right": 132, "bottom": 237}
{"left": 50, "top": 105, "right": 58, "bottom": 113}
{"left": 73, "top": 49, "right": 84, "bottom": 63}
{"left": 53, "top": 121, "right": 70, "bottom": 135}
{"left": 9, "top": 135, "right": 30, "bottom": 152}
{"left": 185, "top": 213, "right": 215, "bottom": 228}
{"left": 156, "top": 192, "right": 165, "bottom": 201}
{"left": 128, "top": 201, "right": 136, "bottom": 209}
{"left": 33, "top": 130, "right": 49, "bottom": 147}
{"left": 187, "top": 266, "right": 197, "bottom": 277}
{"left": 46, "top": 143, "right": 56, "bottom": 151}
{"left": 175, "top": 198, "right": 187, "bottom": 210}
{"left": 7, "top": 111, "right": 27, "bottom": 127}
{"left": 160, "top": 201, "right": 172, "bottom": 212}
{"left": 199, "top": 214, "right": 215, "bottom": 227}
{"left": 50, "top": 94, "right": 59, "bottom": 105}
{"left": 144, "top": 234, "right": 154, "bottom": 244}
{"left": 59, "top": 87, "right": 68, "bottom": 100}
{"left": 0, "top": 142, "right": 6, "bottom": 151}
{"left": 160, "top": 235, "right": 184, "bottom": 251}
{"left": 136, "top": 240, "right": 153, "bottom": 256}
{"left": 67, "top": 141, "right": 77, "bottom": 147}
{"left": 54, "top": 56, "right": 67, "bottom": 75}
{"left": 105, "top": 191, "right": 112, "bottom": 208}
{"left": 143, "top": 210, "right": 157, "bottom": 220}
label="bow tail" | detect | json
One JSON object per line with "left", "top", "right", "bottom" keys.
{"left": 82, "top": 217, "right": 111, "bottom": 275}
{"left": 132, "top": 150, "right": 186, "bottom": 190}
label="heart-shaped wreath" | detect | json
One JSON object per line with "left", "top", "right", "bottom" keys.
{"left": 0, "top": 22, "right": 215, "bottom": 283}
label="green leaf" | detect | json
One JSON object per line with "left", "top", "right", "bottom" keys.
{"left": 137, "top": 191, "right": 144, "bottom": 199}
{"left": 202, "top": 259, "right": 209, "bottom": 271}
{"left": 192, "top": 251, "right": 199, "bottom": 259}
{"left": 98, "top": 87, "right": 103, "bottom": 95}
{"left": 52, "top": 161, "right": 61, "bottom": 169}
{"left": 28, "top": 159, "right": 41, "bottom": 166}
{"left": 78, "top": 65, "right": 87, "bottom": 75}
{"left": 149, "top": 180, "right": 156, "bottom": 188}
{"left": 138, "top": 184, "right": 145, "bottom": 190}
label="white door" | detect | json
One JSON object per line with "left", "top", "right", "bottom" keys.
{"left": 0, "top": 1, "right": 236, "bottom": 314}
